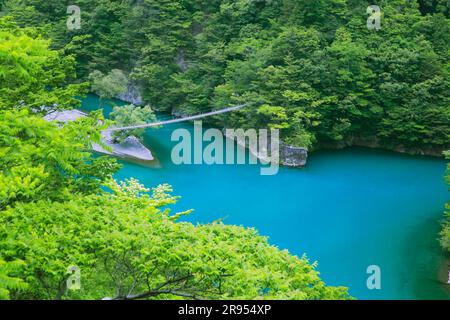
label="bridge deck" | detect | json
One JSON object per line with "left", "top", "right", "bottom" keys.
{"left": 105, "top": 103, "right": 249, "bottom": 132}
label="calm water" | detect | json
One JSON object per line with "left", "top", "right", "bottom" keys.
{"left": 82, "top": 95, "right": 449, "bottom": 300}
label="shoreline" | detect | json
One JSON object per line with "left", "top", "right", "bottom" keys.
{"left": 44, "top": 109, "right": 156, "bottom": 163}
{"left": 316, "top": 137, "right": 447, "bottom": 158}
{"left": 438, "top": 253, "right": 450, "bottom": 293}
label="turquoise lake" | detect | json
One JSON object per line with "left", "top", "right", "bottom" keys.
{"left": 82, "top": 95, "right": 449, "bottom": 300}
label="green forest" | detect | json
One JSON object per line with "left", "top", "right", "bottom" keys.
{"left": 1, "top": 0, "right": 448, "bottom": 151}
{"left": 0, "top": 19, "right": 349, "bottom": 299}
{"left": 0, "top": 0, "right": 449, "bottom": 300}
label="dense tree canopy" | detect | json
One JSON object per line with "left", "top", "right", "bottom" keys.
{"left": 0, "top": 17, "right": 349, "bottom": 300}
{"left": 89, "top": 69, "right": 128, "bottom": 102}
{"left": 0, "top": 17, "right": 87, "bottom": 112}
{"left": 109, "top": 104, "right": 158, "bottom": 143}
{"left": 2, "top": 0, "right": 447, "bottom": 152}
{"left": 0, "top": 178, "right": 349, "bottom": 300}
{"left": 0, "top": 0, "right": 448, "bottom": 300}
{"left": 0, "top": 108, "right": 119, "bottom": 210}
{"left": 0, "top": 109, "right": 349, "bottom": 300}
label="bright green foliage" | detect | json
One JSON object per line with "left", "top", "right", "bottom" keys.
{"left": 0, "top": 17, "right": 87, "bottom": 111}
{"left": 0, "top": 19, "right": 348, "bottom": 300}
{"left": 440, "top": 151, "right": 450, "bottom": 252}
{"left": 441, "top": 204, "right": 450, "bottom": 252}
{"left": 0, "top": 109, "right": 349, "bottom": 300}
{"left": 109, "top": 104, "right": 158, "bottom": 143}
{"left": 0, "top": 179, "right": 350, "bottom": 300}
{"left": 0, "top": 259, "right": 27, "bottom": 300}
{"left": 4, "top": 0, "right": 446, "bottom": 152}
{"left": 0, "top": 109, "right": 120, "bottom": 209}
{"left": 89, "top": 69, "right": 128, "bottom": 102}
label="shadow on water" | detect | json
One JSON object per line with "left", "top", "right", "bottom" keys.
{"left": 405, "top": 217, "right": 449, "bottom": 299}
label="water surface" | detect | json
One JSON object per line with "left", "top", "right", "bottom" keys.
{"left": 82, "top": 95, "right": 449, "bottom": 300}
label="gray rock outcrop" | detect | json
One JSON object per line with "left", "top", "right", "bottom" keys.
{"left": 93, "top": 130, "right": 154, "bottom": 161}
{"left": 43, "top": 109, "right": 153, "bottom": 161}
{"left": 280, "top": 144, "right": 308, "bottom": 167}
{"left": 117, "top": 83, "right": 144, "bottom": 106}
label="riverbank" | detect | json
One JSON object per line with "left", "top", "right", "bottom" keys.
{"left": 223, "top": 130, "right": 308, "bottom": 167}
{"left": 80, "top": 95, "right": 450, "bottom": 299}
{"left": 117, "top": 128, "right": 450, "bottom": 299}
{"left": 93, "top": 130, "right": 154, "bottom": 161}
{"left": 438, "top": 253, "right": 450, "bottom": 292}
{"left": 171, "top": 108, "right": 446, "bottom": 166}
{"left": 44, "top": 109, "right": 155, "bottom": 162}
{"left": 317, "top": 136, "right": 447, "bottom": 158}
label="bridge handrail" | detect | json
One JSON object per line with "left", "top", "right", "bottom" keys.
{"left": 105, "top": 103, "right": 250, "bottom": 132}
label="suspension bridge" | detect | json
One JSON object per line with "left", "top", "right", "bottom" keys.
{"left": 104, "top": 103, "right": 250, "bottom": 132}
{"left": 43, "top": 102, "right": 252, "bottom": 162}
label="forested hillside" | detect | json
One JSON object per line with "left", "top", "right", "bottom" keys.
{"left": 1, "top": 0, "right": 448, "bottom": 153}
{"left": 0, "top": 18, "right": 351, "bottom": 300}
{"left": 0, "top": 0, "right": 449, "bottom": 301}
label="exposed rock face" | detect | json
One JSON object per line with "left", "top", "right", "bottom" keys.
{"left": 93, "top": 130, "right": 154, "bottom": 161}
{"left": 223, "top": 130, "right": 308, "bottom": 168}
{"left": 43, "top": 109, "right": 154, "bottom": 161}
{"left": 280, "top": 144, "right": 308, "bottom": 167}
{"left": 176, "top": 50, "right": 189, "bottom": 72}
{"left": 319, "top": 136, "right": 446, "bottom": 157}
{"left": 117, "top": 82, "right": 144, "bottom": 106}
{"left": 43, "top": 109, "right": 87, "bottom": 122}
{"left": 171, "top": 109, "right": 189, "bottom": 118}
